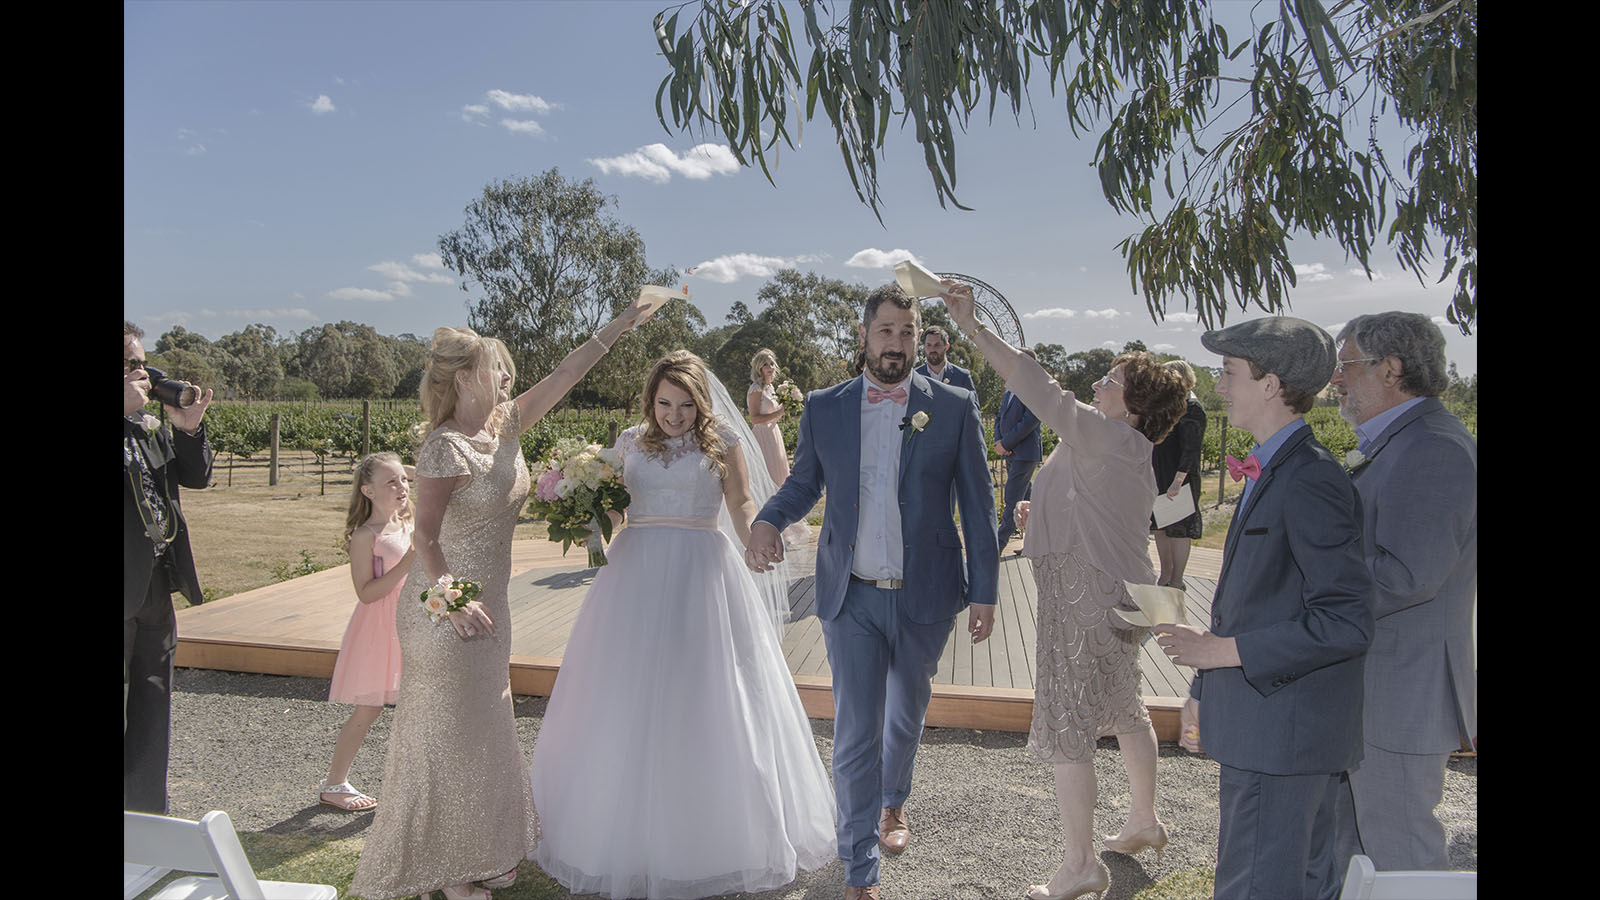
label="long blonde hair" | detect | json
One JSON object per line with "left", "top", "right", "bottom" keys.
{"left": 636, "top": 350, "right": 727, "bottom": 478}
{"left": 419, "top": 326, "right": 515, "bottom": 434}
{"left": 749, "top": 348, "right": 778, "bottom": 385}
{"left": 344, "top": 452, "right": 414, "bottom": 546}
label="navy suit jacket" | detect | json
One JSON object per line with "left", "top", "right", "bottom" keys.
{"left": 995, "top": 389, "right": 1042, "bottom": 462}
{"left": 1192, "top": 422, "right": 1373, "bottom": 776}
{"left": 1351, "top": 398, "right": 1476, "bottom": 753}
{"left": 754, "top": 372, "right": 999, "bottom": 625}
{"left": 914, "top": 362, "right": 975, "bottom": 396}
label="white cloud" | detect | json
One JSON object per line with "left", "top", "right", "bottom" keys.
{"left": 228, "top": 307, "right": 320, "bottom": 320}
{"left": 1161, "top": 311, "right": 1200, "bottom": 324}
{"left": 368, "top": 260, "right": 452, "bottom": 286}
{"left": 412, "top": 252, "right": 449, "bottom": 271}
{"left": 1099, "top": 340, "right": 1121, "bottom": 349}
{"left": 501, "top": 118, "right": 546, "bottom": 136}
{"left": 460, "top": 103, "right": 489, "bottom": 123}
{"left": 588, "top": 143, "right": 741, "bottom": 182}
{"left": 310, "top": 94, "right": 336, "bottom": 115}
{"left": 327, "top": 287, "right": 394, "bottom": 302}
{"left": 1152, "top": 343, "right": 1177, "bottom": 351}
{"left": 845, "top": 248, "right": 924, "bottom": 270}
{"left": 1294, "top": 262, "right": 1333, "bottom": 282}
{"left": 689, "top": 252, "right": 822, "bottom": 284}
{"left": 184, "top": 144, "right": 207, "bottom": 156}
{"left": 1347, "top": 266, "right": 1391, "bottom": 281}
{"left": 1023, "top": 306, "right": 1125, "bottom": 321}
{"left": 487, "top": 89, "right": 556, "bottom": 113}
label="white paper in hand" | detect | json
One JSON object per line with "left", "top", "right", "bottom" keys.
{"left": 893, "top": 259, "right": 945, "bottom": 298}
{"left": 1116, "top": 583, "right": 1189, "bottom": 628}
{"left": 636, "top": 285, "right": 682, "bottom": 314}
{"left": 1151, "top": 490, "right": 1197, "bottom": 528}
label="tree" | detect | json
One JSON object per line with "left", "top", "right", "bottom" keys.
{"left": 650, "top": 1, "right": 1477, "bottom": 331}
{"left": 288, "top": 321, "right": 401, "bottom": 398}
{"left": 1058, "top": 347, "right": 1116, "bottom": 399}
{"left": 155, "top": 326, "right": 235, "bottom": 393}
{"left": 438, "top": 170, "right": 668, "bottom": 385}
{"left": 707, "top": 269, "right": 865, "bottom": 395}
{"left": 215, "top": 324, "right": 284, "bottom": 399}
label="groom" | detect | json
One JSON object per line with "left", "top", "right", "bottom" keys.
{"left": 747, "top": 283, "right": 999, "bottom": 900}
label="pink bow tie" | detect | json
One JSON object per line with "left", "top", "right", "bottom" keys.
{"left": 1226, "top": 454, "right": 1262, "bottom": 482}
{"left": 866, "top": 384, "right": 908, "bottom": 405}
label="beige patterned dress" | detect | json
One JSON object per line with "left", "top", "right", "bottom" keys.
{"left": 350, "top": 402, "right": 540, "bottom": 899}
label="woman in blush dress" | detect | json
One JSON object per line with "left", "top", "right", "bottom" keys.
{"left": 943, "top": 284, "right": 1187, "bottom": 900}
{"left": 349, "top": 297, "right": 655, "bottom": 900}
{"left": 745, "top": 348, "right": 810, "bottom": 548}
{"left": 530, "top": 350, "right": 834, "bottom": 900}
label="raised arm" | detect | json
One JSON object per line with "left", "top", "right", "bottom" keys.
{"left": 513, "top": 294, "right": 658, "bottom": 434}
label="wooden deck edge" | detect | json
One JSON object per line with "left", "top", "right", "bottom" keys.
{"left": 177, "top": 639, "right": 1189, "bottom": 742}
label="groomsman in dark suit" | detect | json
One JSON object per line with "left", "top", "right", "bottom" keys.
{"left": 993, "top": 348, "right": 1042, "bottom": 553}
{"left": 1329, "top": 312, "right": 1476, "bottom": 872}
{"left": 1155, "top": 317, "right": 1373, "bottom": 900}
{"left": 914, "top": 325, "right": 976, "bottom": 396}
{"left": 124, "top": 321, "right": 213, "bottom": 812}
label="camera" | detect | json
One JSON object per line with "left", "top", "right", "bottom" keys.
{"left": 144, "top": 365, "right": 199, "bottom": 408}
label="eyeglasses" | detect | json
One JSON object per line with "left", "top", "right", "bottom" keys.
{"left": 1335, "top": 357, "right": 1381, "bottom": 375}
{"left": 125, "top": 357, "right": 148, "bottom": 374}
{"left": 1095, "top": 372, "right": 1124, "bottom": 389}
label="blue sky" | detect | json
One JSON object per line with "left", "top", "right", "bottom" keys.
{"left": 124, "top": 0, "right": 1476, "bottom": 377}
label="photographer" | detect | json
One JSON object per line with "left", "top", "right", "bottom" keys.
{"left": 124, "top": 321, "right": 213, "bottom": 813}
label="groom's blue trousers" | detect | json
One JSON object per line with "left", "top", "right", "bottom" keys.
{"left": 821, "top": 580, "right": 956, "bottom": 887}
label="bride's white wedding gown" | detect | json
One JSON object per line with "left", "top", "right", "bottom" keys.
{"left": 529, "top": 422, "right": 835, "bottom": 899}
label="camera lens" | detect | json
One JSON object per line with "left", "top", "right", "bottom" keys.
{"left": 144, "top": 365, "right": 199, "bottom": 408}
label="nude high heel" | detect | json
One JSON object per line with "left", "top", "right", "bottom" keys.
{"left": 1025, "top": 861, "right": 1109, "bottom": 900}
{"left": 1102, "top": 822, "right": 1169, "bottom": 864}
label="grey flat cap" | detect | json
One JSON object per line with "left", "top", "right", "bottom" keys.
{"left": 1200, "top": 316, "right": 1336, "bottom": 395}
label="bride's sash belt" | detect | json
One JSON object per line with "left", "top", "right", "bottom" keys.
{"left": 625, "top": 514, "right": 721, "bottom": 531}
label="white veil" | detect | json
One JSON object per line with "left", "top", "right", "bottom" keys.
{"left": 705, "top": 368, "right": 794, "bottom": 643}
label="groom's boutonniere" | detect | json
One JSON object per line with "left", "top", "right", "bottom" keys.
{"left": 899, "top": 410, "right": 930, "bottom": 442}
{"left": 1344, "top": 449, "right": 1372, "bottom": 476}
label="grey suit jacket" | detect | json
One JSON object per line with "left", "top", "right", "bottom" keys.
{"left": 1350, "top": 397, "right": 1476, "bottom": 753}
{"left": 1192, "top": 422, "right": 1374, "bottom": 775}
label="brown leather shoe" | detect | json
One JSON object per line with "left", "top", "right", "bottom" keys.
{"left": 844, "top": 884, "right": 880, "bottom": 900}
{"left": 879, "top": 807, "right": 909, "bottom": 853}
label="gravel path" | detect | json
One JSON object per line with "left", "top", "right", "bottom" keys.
{"left": 169, "top": 668, "right": 1476, "bottom": 899}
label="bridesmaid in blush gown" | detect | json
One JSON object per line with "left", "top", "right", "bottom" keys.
{"left": 351, "top": 301, "right": 656, "bottom": 900}
{"left": 746, "top": 348, "right": 811, "bottom": 548}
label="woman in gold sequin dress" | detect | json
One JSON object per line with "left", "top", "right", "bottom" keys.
{"left": 350, "top": 303, "right": 655, "bottom": 900}
{"left": 942, "top": 285, "right": 1186, "bottom": 900}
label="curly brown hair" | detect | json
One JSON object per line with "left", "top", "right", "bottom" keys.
{"left": 1115, "top": 352, "right": 1188, "bottom": 444}
{"left": 636, "top": 350, "right": 728, "bottom": 479}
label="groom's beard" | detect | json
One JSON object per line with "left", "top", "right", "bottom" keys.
{"left": 866, "top": 350, "right": 910, "bottom": 385}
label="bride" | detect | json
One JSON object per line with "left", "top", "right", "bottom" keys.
{"left": 529, "top": 350, "right": 834, "bottom": 899}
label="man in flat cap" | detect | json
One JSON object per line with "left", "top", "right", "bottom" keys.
{"left": 1329, "top": 312, "right": 1476, "bottom": 873}
{"left": 1154, "top": 316, "right": 1373, "bottom": 900}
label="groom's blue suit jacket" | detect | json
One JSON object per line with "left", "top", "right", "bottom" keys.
{"left": 755, "top": 372, "right": 999, "bottom": 625}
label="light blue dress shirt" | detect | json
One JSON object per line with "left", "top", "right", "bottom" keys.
{"left": 1239, "top": 418, "right": 1307, "bottom": 509}
{"left": 852, "top": 373, "right": 906, "bottom": 580}
{"left": 1354, "top": 395, "right": 1426, "bottom": 456}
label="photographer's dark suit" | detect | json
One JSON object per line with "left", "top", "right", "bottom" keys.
{"left": 124, "top": 415, "right": 212, "bottom": 813}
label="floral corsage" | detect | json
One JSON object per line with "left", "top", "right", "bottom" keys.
{"left": 420, "top": 574, "right": 480, "bottom": 623}
{"left": 1343, "top": 449, "right": 1372, "bottom": 476}
{"left": 899, "top": 410, "right": 930, "bottom": 441}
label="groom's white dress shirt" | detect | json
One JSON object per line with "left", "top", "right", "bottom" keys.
{"left": 853, "top": 373, "right": 906, "bottom": 582}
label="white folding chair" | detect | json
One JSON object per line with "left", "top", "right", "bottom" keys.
{"left": 1339, "top": 853, "right": 1477, "bottom": 900}
{"left": 123, "top": 810, "right": 337, "bottom": 900}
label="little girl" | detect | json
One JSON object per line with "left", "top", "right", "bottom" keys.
{"left": 320, "top": 452, "right": 415, "bottom": 811}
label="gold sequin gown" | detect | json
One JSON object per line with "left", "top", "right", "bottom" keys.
{"left": 1026, "top": 551, "right": 1152, "bottom": 764}
{"left": 350, "top": 402, "right": 539, "bottom": 899}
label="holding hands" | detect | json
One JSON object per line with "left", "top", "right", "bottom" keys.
{"left": 744, "top": 521, "right": 785, "bottom": 572}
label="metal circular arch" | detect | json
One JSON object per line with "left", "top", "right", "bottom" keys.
{"left": 926, "top": 272, "right": 1025, "bottom": 347}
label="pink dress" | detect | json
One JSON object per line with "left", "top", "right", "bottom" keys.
{"left": 747, "top": 383, "right": 811, "bottom": 548}
{"left": 328, "top": 522, "right": 409, "bottom": 706}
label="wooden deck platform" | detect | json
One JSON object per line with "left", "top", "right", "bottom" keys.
{"left": 177, "top": 535, "right": 1221, "bottom": 741}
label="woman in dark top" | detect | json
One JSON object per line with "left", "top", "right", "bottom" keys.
{"left": 1150, "top": 360, "right": 1205, "bottom": 590}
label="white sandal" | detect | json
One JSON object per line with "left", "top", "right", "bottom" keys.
{"left": 318, "top": 779, "right": 378, "bottom": 811}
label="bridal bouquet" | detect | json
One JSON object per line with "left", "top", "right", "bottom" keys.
{"left": 528, "top": 438, "right": 630, "bottom": 567}
{"left": 775, "top": 381, "right": 804, "bottom": 418}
